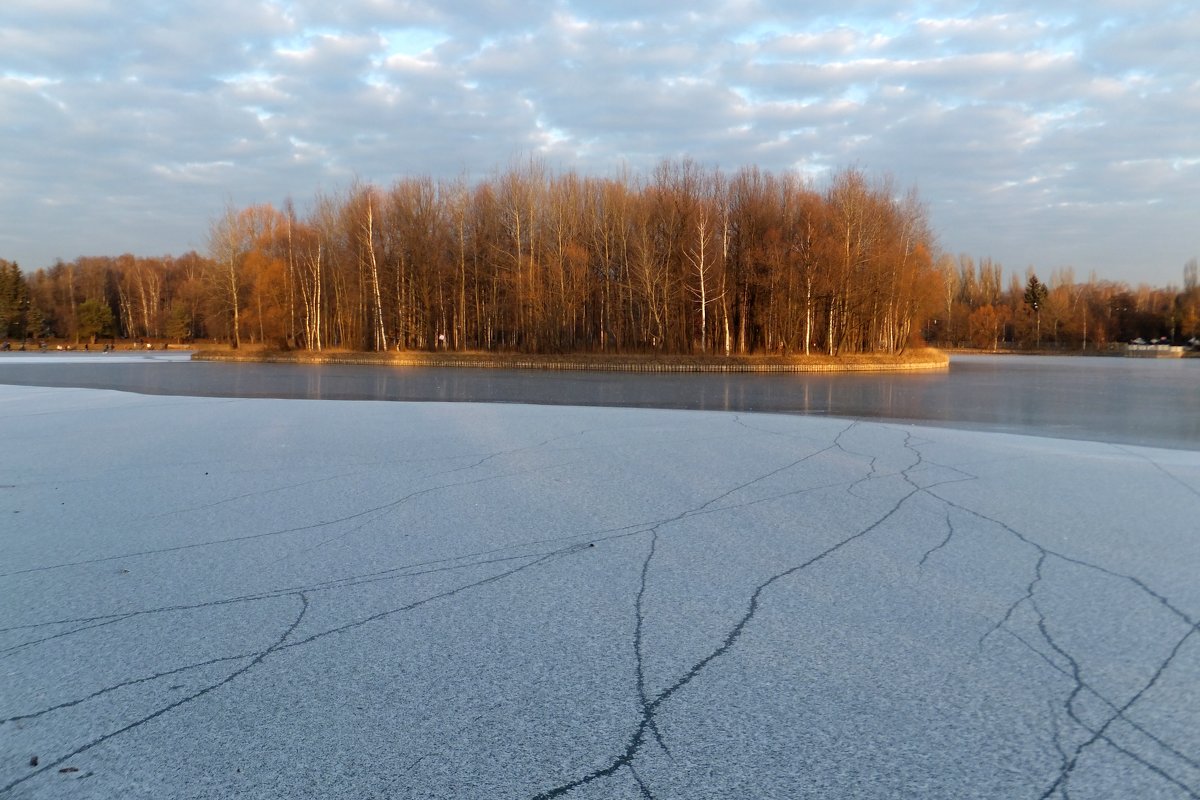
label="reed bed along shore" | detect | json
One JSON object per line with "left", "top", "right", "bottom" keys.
{"left": 192, "top": 347, "right": 949, "bottom": 373}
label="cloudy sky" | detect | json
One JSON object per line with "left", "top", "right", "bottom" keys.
{"left": 3, "top": 0, "right": 1197, "bottom": 286}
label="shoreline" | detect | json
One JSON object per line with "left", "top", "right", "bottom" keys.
{"left": 190, "top": 347, "right": 950, "bottom": 373}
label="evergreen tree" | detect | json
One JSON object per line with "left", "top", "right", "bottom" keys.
{"left": 76, "top": 298, "right": 115, "bottom": 344}
{"left": 1024, "top": 274, "right": 1049, "bottom": 347}
{"left": 0, "top": 260, "right": 30, "bottom": 338}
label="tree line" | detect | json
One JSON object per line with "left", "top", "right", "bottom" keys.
{"left": 925, "top": 255, "right": 1200, "bottom": 351}
{"left": 2, "top": 160, "right": 1196, "bottom": 354}
{"left": 3, "top": 161, "right": 940, "bottom": 355}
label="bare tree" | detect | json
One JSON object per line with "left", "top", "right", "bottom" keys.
{"left": 207, "top": 204, "right": 246, "bottom": 348}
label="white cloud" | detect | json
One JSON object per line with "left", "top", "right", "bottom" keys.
{"left": 0, "top": 0, "right": 1196, "bottom": 284}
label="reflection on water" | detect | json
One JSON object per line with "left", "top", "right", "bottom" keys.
{"left": 1, "top": 353, "right": 1197, "bottom": 449}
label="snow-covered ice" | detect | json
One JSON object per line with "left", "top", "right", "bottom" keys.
{"left": 0, "top": 352, "right": 191, "bottom": 365}
{"left": 1, "top": 383, "right": 1198, "bottom": 799}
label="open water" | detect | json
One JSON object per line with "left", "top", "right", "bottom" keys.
{"left": 1, "top": 352, "right": 1197, "bottom": 449}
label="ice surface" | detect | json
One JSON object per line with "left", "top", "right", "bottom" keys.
{"left": 1, "top": 384, "right": 1198, "bottom": 799}
{"left": 0, "top": 352, "right": 191, "bottom": 365}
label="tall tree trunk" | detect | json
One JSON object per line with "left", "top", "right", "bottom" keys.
{"left": 363, "top": 198, "right": 388, "bottom": 351}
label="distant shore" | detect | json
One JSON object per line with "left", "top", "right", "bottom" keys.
{"left": 944, "top": 345, "right": 1198, "bottom": 359}
{"left": 191, "top": 347, "right": 950, "bottom": 373}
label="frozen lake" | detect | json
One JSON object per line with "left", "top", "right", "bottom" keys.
{"left": 1, "top": 356, "right": 1198, "bottom": 798}
{"left": 1, "top": 352, "right": 1198, "bottom": 448}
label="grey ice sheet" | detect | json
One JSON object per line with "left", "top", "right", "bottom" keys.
{"left": 1, "top": 385, "right": 1198, "bottom": 798}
